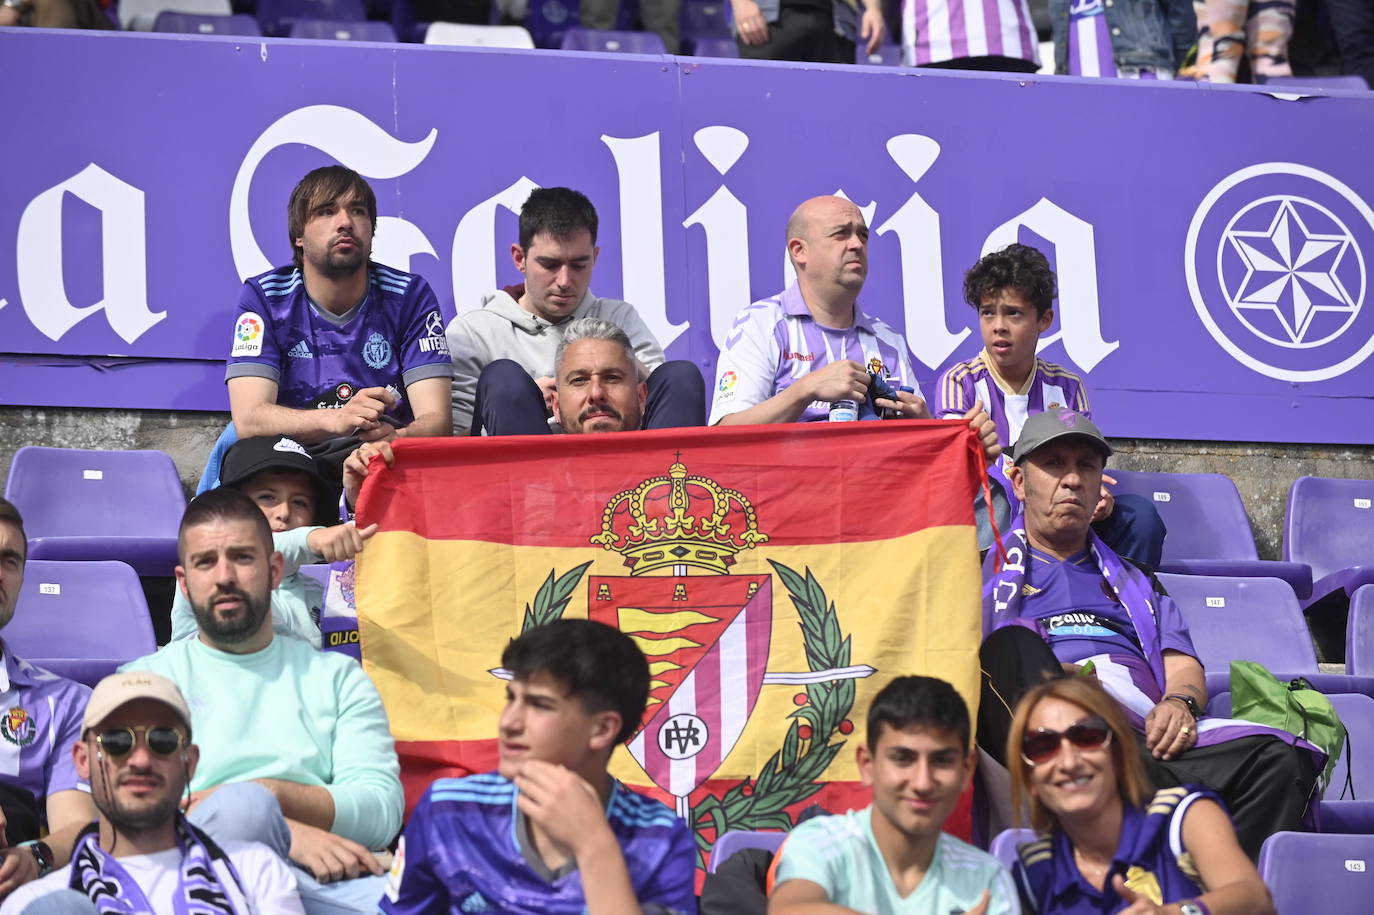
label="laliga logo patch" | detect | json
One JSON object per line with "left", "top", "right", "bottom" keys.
{"left": 362, "top": 332, "right": 393, "bottom": 370}
{"left": 1, "top": 706, "right": 36, "bottom": 747}
{"left": 231, "top": 312, "right": 265, "bottom": 357}
{"left": 1186, "top": 163, "right": 1373, "bottom": 381}
{"left": 717, "top": 370, "right": 737, "bottom": 392}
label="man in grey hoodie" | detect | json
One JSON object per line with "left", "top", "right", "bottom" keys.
{"left": 446, "top": 187, "right": 705, "bottom": 435}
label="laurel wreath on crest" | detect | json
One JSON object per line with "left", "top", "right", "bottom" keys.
{"left": 689, "top": 560, "right": 855, "bottom": 864}
{"left": 516, "top": 559, "right": 855, "bottom": 869}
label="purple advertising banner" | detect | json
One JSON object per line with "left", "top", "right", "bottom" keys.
{"left": 3, "top": 29, "right": 1374, "bottom": 442}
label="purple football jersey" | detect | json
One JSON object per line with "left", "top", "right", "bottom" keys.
{"left": 0, "top": 643, "right": 90, "bottom": 816}
{"left": 224, "top": 263, "right": 452, "bottom": 425}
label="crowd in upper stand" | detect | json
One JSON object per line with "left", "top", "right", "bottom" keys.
{"left": 3, "top": 0, "right": 1372, "bottom": 87}
{"left": 0, "top": 162, "right": 1344, "bottom": 913}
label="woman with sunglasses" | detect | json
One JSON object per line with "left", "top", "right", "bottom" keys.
{"left": 1006, "top": 676, "right": 1274, "bottom": 915}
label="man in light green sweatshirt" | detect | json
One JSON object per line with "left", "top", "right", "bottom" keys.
{"left": 125, "top": 487, "right": 402, "bottom": 914}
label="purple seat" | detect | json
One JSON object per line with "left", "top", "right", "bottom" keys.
{"left": 6, "top": 560, "right": 156, "bottom": 687}
{"left": 708, "top": 830, "right": 785, "bottom": 873}
{"left": 256, "top": 0, "right": 365, "bottom": 36}
{"left": 560, "top": 27, "right": 667, "bottom": 54}
{"left": 1159, "top": 574, "right": 1374, "bottom": 698}
{"left": 1318, "top": 800, "right": 1374, "bottom": 833}
{"left": 989, "top": 828, "right": 1036, "bottom": 871}
{"left": 1351, "top": 586, "right": 1374, "bottom": 678}
{"left": 857, "top": 43, "right": 902, "bottom": 65}
{"left": 153, "top": 11, "right": 262, "bottom": 33}
{"left": 680, "top": 0, "right": 729, "bottom": 41}
{"left": 1259, "top": 74, "right": 1370, "bottom": 92}
{"left": 1109, "top": 469, "right": 1311, "bottom": 599}
{"left": 290, "top": 16, "right": 396, "bottom": 39}
{"left": 686, "top": 35, "right": 738, "bottom": 57}
{"left": 1258, "top": 832, "right": 1374, "bottom": 910}
{"left": 5, "top": 447, "right": 186, "bottom": 577}
{"left": 1286, "top": 476, "right": 1374, "bottom": 609}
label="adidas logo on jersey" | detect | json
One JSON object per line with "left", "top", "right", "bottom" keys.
{"left": 287, "top": 340, "right": 313, "bottom": 359}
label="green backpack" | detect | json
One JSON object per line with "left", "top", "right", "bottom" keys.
{"left": 1229, "top": 660, "right": 1350, "bottom": 797}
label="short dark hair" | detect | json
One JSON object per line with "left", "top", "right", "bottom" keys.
{"left": 518, "top": 187, "right": 598, "bottom": 249}
{"left": 963, "top": 243, "right": 1058, "bottom": 318}
{"left": 501, "top": 620, "right": 648, "bottom": 745}
{"left": 177, "top": 488, "right": 273, "bottom": 560}
{"left": 287, "top": 166, "right": 378, "bottom": 269}
{"left": 866, "top": 675, "right": 970, "bottom": 751}
{"left": 0, "top": 497, "right": 26, "bottom": 560}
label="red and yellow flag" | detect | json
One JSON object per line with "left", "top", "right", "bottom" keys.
{"left": 356, "top": 421, "right": 986, "bottom": 861}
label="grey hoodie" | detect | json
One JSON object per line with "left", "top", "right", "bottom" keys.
{"left": 446, "top": 286, "right": 666, "bottom": 434}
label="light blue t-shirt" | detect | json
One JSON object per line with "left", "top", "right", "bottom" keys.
{"left": 773, "top": 807, "right": 1020, "bottom": 915}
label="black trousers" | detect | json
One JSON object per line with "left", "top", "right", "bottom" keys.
{"left": 471, "top": 359, "right": 707, "bottom": 436}
{"left": 979, "top": 625, "right": 1317, "bottom": 859}
{"left": 1325, "top": 0, "right": 1374, "bottom": 88}
{"left": 736, "top": 7, "right": 854, "bottom": 65}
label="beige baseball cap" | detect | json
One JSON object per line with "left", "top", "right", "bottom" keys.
{"left": 83, "top": 672, "right": 192, "bottom": 732}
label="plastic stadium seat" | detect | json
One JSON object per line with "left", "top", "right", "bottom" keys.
{"left": 1258, "top": 832, "right": 1374, "bottom": 910}
{"left": 1351, "top": 586, "right": 1374, "bottom": 677}
{"left": 1260, "top": 74, "right": 1370, "bottom": 92}
{"left": 989, "top": 828, "right": 1036, "bottom": 871}
{"left": 560, "top": 27, "right": 667, "bottom": 54}
{"left": 256, "top": 0, "right": 365, "bottom": 36}
{"left": 153, "top": 10, "right": 261, "bottom": 32}
{"left": 1109, "top": 469, "right": 1311, "bottom": 599}
{"left": 679, "top": 0, "right": 729, "bottom": 42}
{"left": 1157, "top": 573, "right": 1374, "bottom": 698}
{"left": 290, "top": 16, "right": 396, "bottom": 39}
{"left": 858, "top": 43, "right": 902, "bottom": 65}
{"left": 5, "top": 447, "right": 186, "bottom": 577}
{"left": 1287, "top": 476, "right": 1374, "bottom": 608}
{"left": 708, "top": 830, "right": 785, "bottom": 873}
{"left": 119, "top": 0, "right": 231, "bottom": 30}
{"left": 686, "top": 36, "right": 738, "bottom": 57}
{"left": 6, "top": 560, "right": 156, "bottom": 687}
{"left": 423, "top": 21, "right": 535, "bottom": 46}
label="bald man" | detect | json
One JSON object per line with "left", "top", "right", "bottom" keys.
{"left": 710, "top": 197, "right": 996, "bottom": 452}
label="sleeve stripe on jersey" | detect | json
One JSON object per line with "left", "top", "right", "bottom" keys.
{"left": 942, "top": 360, "right": 978, "bottom": 411}
{"left": 372, "top": 265, "right": 415, "bottom": 291}
{"left": 608, "top": 790, "right": 679, "bottom": 829}
{"left": 259, "top": 272, "right": 303, "bottom": 298}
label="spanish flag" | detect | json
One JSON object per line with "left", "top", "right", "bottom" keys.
{"left": 356, "top": 421, "right": 986, "bottom": 863}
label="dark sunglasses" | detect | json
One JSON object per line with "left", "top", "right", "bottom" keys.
{"left": 96, "top": 726, "right": 186, "bottom": 760}
{"left": 1020, "top": 716, "right": 1112, "bottom": 765}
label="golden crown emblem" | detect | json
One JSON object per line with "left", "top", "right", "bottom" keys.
{"left": 589, "top": 454, "right": 769, "bottom": 576}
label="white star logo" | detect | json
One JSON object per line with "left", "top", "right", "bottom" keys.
{"left": 1224, "top": 197, "right": 1359, "bottom": 345}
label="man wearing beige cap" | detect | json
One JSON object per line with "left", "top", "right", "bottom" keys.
{"left": 0, "top": 671, "right": 303, "bottom": 913}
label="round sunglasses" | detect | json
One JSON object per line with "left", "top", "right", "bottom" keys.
{"left": 96, "top": 725, "right": 186, "bottom": 760}
{"left": 1020, "top": 715, "right": 1112, "bottom": 765}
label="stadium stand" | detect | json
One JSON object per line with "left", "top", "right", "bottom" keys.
{"left": 686, "top": 35, "right": 737, "bottom": 57}
{"left": 289, "top": 15, "right": 396, "bottom": 38}
{"left": 1351, "top": 585, "right": 1374, "bottom": 678}
{"left": 1286, "top": 475, "right": 1374, "bottom": 661}
{"left": 153, "top": 10, "right": 262, "bottom": 32}
{"left": 119, "top": 0, "right": 230, "bottom": 29}
{"left": 6, "top": 559, "right": 157, "bottom": 687}
{"left": 857, "top": 43, "right": 901, "bottom": 66}
{"left": 4, "top": 447, "right": 186, "bottom": 577}
{"left": 1258, "top": 832, "right": 1374, "bottom": 911}
{"left": 1109, "top": 468, "right": 1312, "bottom": 599}
{"left": 709, "top": 830, "right": 786, "bottom": 873}
{"left": 255, "top": 0, "right": 365, "bottom": 36}
{"left": 422, "top": 20, "right": 534, "bottom": 46}
{"left": 679, "top": 0, "right": 728, "bottom": 43}
{"left": 560, "top": 26, "right": 667, "bottom": 54}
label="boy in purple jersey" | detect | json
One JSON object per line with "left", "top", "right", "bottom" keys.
{"left": 937, "top": 244, "right": 1165, "bottom": 568}
{"left": 381, "top": 620, "right": 696, "bottom": 915}
{"left": 225, "top": 166, "right": 452, "bottom": 467}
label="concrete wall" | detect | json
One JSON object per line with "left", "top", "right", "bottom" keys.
{"left": 2, "top": 406, "right": 1372, "bottom": 561}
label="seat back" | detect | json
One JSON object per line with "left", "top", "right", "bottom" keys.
{"left": 857, "top": 43, "right": 902, "bottom": 65}
{"left": 989, "top": 828, "right": 1037, "bottom": 871}
{"left": 560, "top": 27, "right": 667, "bottom": 54}
{"left": 679, "top": 0, "right": 729, "bottom": 41}
{"left": 290, "top": 16, "right": 396, "bottom": 39}
{"left": 119, "top": 0, "right": 231, "bottom": 29}
{"left": 1328, "top": 693, "right": 1374, "bottom": 800}
{"left": 1108, "top": 469, "right": 1259, "bottom": 562}
{"left": 1286, "top": 476, "right": 1374, "bottom": 580}
{"left": 1260, "top": 74, "right": 1370, "bottom": 92}
{"left": 7, "top": 560, "right": 156, "bottom": 686}
{"left": 152, "top": 11, "right": 261, "bottom": 33}
{"left": 1157, "top": 573, "right": 1318, "bottom": 676}
{"left": 709, "top": 830, "right": 786, "bottom": 873}
{"left": 5, "top": 447, "right": 186, "bottom": 545}
{"left": 1258, "top": 832, "right": 1374, "bottom": 911}
{"left": 1350, "top": 585, "right": 1374, "bottom": 678}
{"left": 423, "top": 21, "right": 534, "bottom": 46}
{"left": 255, "top": 0, "right": 365, "bottom": 35}
{"left": 687, "top": 36, "right": 738, "bottom": 57}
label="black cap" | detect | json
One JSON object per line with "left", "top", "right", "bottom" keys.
{"left": 1011, "top": 410, "right": 1113, "bottom": 465}
{"left": 220, "top": 436, "right": 340, "bottom": 527}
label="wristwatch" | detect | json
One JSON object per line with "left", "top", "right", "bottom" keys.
{"left": 1179, "top": 900, "right": 1211, "bottom": 915}
{"left": 1166, "top": 693, "right": 1202, "bottom": 719}
{"left": 19, "top": 839, "right": 53, "bottom": 877}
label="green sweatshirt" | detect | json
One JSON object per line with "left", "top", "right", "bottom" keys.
{"left": 122, "top": 635, "right": 403, "bottom": 849}
{"left": 169, "top": 527, "right": 324, "bottom": 646}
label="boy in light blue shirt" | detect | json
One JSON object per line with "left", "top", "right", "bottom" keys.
{"left": 769, "top": 676, "right": 1018, "bottom": 915}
